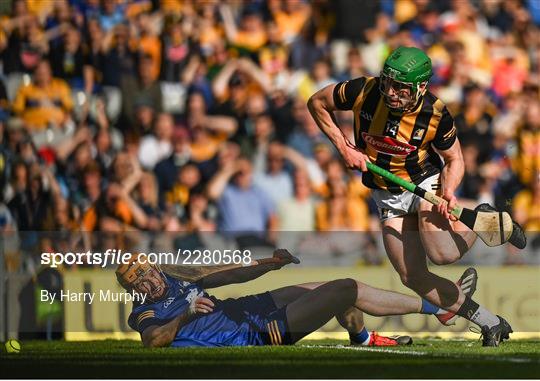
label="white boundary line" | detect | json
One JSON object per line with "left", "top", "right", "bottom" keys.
{"left": 301, "top": 344, "right": 540, "bottom": 364}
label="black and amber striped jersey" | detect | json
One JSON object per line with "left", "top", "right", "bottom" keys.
{"left": 333, "top": 76, "right": 457, "bottom": 193}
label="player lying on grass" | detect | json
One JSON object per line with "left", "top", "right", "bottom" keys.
{"left": 116, "top": 250, "right": 477, "bottom": 348}
{"left": 307, "top": 46, "right": 523, "bottom": 346}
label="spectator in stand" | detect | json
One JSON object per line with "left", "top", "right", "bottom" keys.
{"left": 253, "top": 141, "right": 294, "bottom": 205}
{"left": 286, "top": 97, "right": 327, "bottom": 158}
{"left": 186, "top": 91, "right": 237, "bottom": 165}
{"left": 134, "top": 171, "right": 164, "bottom": 231}
{"left": 277, "top": 168, "right": 315, "bottom": 231}
{"left": 207, "top": 156, "right": 276, "bottom": 247}
{"left": 513, "top": 171, "right": 540, "bottom": 234}
{"left": 454, "top": 83, "right": 496, "bottom": 163}
{"left": 100, "top": 23, "right": 138, "bottom": 88}
{"left": 315, "top": 160, "right": 370, "bottom": 232}
{"left": 513, "top": 100, "right": 540, "bottom": 187}
{"left": 268, "top": 0, "right": 311, "bottom": 44}
{"left": 219, "top": 4, "right": 267, "bottom": 53}
{"left": 137, "top": 112, "right": 174, "bottom": 170}
{"left": 336, "top": 47, "right": 367, "bottom": 82}
{"left": 73, "top": 161, "right": 103, "bottom": 213}
{"left": 120, "top": 54, "right": 163, "bottom": 128}
{"left": 48, "top": 24, "right": 94, "bottom": 94}
{"left": 8, "top": 163, "right": 62, "bottom": 231}
{"left": 154, "top": 127, "right": 193, "bottom": 201}
{"left": 165, "top": 163, "right": 202, "bottom": 222}
{"left": 12, "top": 59, "right": 73, "bottom": 130}
{"left": 160, "top": 17, "right": 199, "bottom": 83}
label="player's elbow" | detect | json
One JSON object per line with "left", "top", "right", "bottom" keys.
{"left": 307, "top": 92, "right": 324, "bottom": 115}
{"left": 142, "top": 330, "right": 172, "bottom": 348}
{"left": 143, "top": 336, "right": 169, "bottom": 348}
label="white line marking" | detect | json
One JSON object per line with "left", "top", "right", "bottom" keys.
{"left": 301, "top": 345, "right": 539, "bottom": 364}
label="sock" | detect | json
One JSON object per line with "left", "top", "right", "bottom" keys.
{"left": 350, "top": 327, "right": 371, "bottom": 345}
{"left": 456, "top": 296, "right": 500, "bottom": 328}
{"left": 420, "top": 298, "right": 446, "bottom": 315}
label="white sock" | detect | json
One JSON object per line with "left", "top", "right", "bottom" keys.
{"left": 469, "top": 305, "right": 500, "bottom": 328}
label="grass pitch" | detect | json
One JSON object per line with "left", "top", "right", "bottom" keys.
{"left": 1, "top": 339, "right": 539, "bottom": 379}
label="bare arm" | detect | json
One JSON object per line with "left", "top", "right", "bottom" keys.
{"left": 206, "top": 163, "right": 237, "bottom": 201}
{"left": 219, "top": 4, "right": 238, "bottom": 43}
{"left": 236, "top": 58, "right": 273, "bottom": 93}
{"left": 141, "top": 313, "right": 191, "bottom": 348}
{"left": 282, "top": 145, "right": 308, "bottom": 170}
{"left": 83, "top": 65, "right": 95, "bottom": 96}
{"left": 307, "top": 84, "right": 368, "bottom": 171}
{"left": 54, "top": 126, "right": 92, "bottom": 162}
{"left": 119, "top": 188, "right": 149, "bottom": 229}
{"left": 43, "top": 167, "right": 63, "bottom": 199}
{"left": 141, "top": 297, "right": 214, "bottom": 347}
{"left": 199, "top": 250, "right": 299, "bottom": 288}
{"left": 180, "top": 55, "right": 201, "bottom": 85}
{"left": 162, "top": 262, "right": 249, "bottom": 283}
{"left": 203, "top": 115, "right": 238, "bottom": 135}
{"left": 199, "top": 261, "right": 280, "bottom": 289}
{"left": 435, "top": 138, "right": 464, "bottom": 219}
{"left": 212, "top": 59, "right": 238, "bottom": 99}
{"left": 121, "top": 155, "right": 143, "bottom": 194}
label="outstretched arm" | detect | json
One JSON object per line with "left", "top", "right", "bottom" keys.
{"left": 162, "top": 250, "right": 300, "bottom": 287}
{"left": 199, "top": 250, "right": 300, "bottom": 289}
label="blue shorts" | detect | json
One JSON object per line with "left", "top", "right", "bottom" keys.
{"left": 220, "top": 292, "right": 292, "bottom": 346}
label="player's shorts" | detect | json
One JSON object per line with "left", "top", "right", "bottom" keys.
{"left": 371, "top": 173, "right": 441, "bottom": 221}
{"left": 220, "top": 292, "right": 292, "bottom": 346}
{"left": 259, "top": 306, "right": 291, "bottom": 346}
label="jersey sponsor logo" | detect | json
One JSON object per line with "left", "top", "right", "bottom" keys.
{"left": 163, "top": 297, "right": 176, "bottom": 309}
{"left": 361, "top": 132, "right": 417, "bottom": 156}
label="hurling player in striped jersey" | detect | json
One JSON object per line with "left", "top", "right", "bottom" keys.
{"left": 308, "top": 46, "right": 523, "bottom": 346}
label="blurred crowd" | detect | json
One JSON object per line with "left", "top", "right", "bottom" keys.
{"left": 0, "top": 0, "right": 539, "bottom": 269}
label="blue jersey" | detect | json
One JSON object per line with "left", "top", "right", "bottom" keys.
{"left": 128, "top": 275, "right": 287, "bottom": 347}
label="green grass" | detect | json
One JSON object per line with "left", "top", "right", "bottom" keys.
{"left": 1, "top": 339, "right": 539, "bottom": 378}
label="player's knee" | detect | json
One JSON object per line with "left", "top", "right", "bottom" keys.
{"left": 334, "top": 278, "right": 358, "bottom": 300}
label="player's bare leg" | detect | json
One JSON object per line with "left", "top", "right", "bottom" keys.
{"left": 270, "top": 279, "right": 425, "bottom": 343}
{"left": 383, "top": 214, "right": 465, "bottom": 310}
{"left": 418, "top": 200, "right": 478, "bottom": 265}
{"left": 270, "top": 283, "right": 372, "bottom": 343}
{"left": 383, "top": 214, "right": 512, "bottom": 346}
{"left": 269, "top": 283, "right": 374, "bottom": 341}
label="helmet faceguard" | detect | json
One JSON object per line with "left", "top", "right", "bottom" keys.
{"left": 379, "top": 74, "right": 428, "bottom": 112}
{"left": 115, "top": 253, "right": 169, "bottom": 303}
{"left": 380, "top": 46, "right": 433, "bottom": 112}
